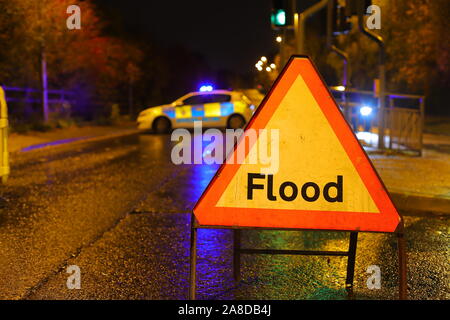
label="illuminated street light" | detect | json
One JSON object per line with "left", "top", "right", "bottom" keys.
{"left": 336, "top": 85, "right": 346, "bottom": 92}
{"left": 254, "top": 57, "right": 277, "bottom": 73}
{"left": 360, "top": 106, "right": 373, "bottom": 116}
{"left": 276, "top": 36, "right": 282, "bottom": 43}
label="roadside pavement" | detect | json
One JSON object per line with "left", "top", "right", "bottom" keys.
{"left": 369, "top": 133, "right": 450, "bottom": 215}
{"left": 8, "top": 121, "right": 139, "bottom": 153}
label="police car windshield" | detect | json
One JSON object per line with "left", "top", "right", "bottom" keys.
{"left": 183, "top": 94, "right": 231, "bottom": 105}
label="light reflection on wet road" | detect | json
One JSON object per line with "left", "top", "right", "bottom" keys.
{"left": 0, "top": 133, "right": 447, "bottom": 299}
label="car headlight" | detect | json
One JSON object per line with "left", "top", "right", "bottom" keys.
{"left": 360, "top": 106, "right": 373, "bottom": 116}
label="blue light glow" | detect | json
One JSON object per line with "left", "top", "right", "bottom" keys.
{"left": 360, "top": 106, "right": 373, "bottom": 116}
{"left": 199, "top": 85, "right": 214, "bottom": 92}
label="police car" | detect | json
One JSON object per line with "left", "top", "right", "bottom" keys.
{"left": 137, "top": 89, "right": 255, "bottom": 133}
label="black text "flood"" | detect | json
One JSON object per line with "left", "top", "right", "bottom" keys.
{"left": 247, "top": 173, "right": 344, "bottom": 203}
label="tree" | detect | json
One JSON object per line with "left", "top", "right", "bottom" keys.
{"left": 327, "top": 0, "right": 450, "bottom": 113}
{"left": 0, "top": 0, "right": 143, "bottom": 121}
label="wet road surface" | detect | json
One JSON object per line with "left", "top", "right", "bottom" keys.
{"left": 0, "top": 133, "right": 448, "bottom": 299}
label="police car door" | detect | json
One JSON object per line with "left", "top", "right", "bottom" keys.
{"left": 202, "top": 93, "right": 232, "bottom": 127}
{"left": 175, "top": 94, "right": 205, "bottom": 128}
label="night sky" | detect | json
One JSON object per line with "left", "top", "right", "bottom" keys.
{"left": 94, "top": 0, "right": 282, "bottom": 73}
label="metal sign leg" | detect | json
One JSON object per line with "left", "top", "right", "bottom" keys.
{"left": 397, "top": 222, "right": 408, "bottom": 300}
{"left": 233, "top": 229, "right": 241, "bottom": 282}
{"left": 188, "top": 225, "right": 404, "bottom": 299}
{"left": 188, "top": 215, "right": 198, "bottom": 300}
{"left": 345, "top": 232, "right": 358, "bottom": 298}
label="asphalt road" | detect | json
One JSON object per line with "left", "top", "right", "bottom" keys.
{"left": 0, "top": 133, "right": 447, "bottom": 300}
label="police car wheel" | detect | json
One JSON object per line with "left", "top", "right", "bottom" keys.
{"left": 153, "top": 117, "right": 171, "bottom": 134}
{"left": 227, "top": 114, "right": 245, "bottom": 129}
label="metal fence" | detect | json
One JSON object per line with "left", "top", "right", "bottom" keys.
{"left": 330, "top": 88, "right": 425, "bottom": 156}
{"left": 385, "top": 94, "right": 425, "bottom": 155}
{"left": 2, "top": 86, "right": 76, "bottom": 122}
{"left": 3, "top": 85, "right": 425, "bottom": 154}
{"left": 2, "top": 86, "right": 75, "bottom": 105}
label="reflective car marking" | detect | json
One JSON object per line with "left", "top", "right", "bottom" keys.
{"left": 175, "top": 105, "right": 192, "bottom": 118}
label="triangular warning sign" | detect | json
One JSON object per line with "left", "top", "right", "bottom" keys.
{"left": 193, "top": 56, "right": 400, "bottom": 233}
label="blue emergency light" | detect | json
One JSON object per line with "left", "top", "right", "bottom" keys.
{"left": 199, "top": 85, "right": 214, "bottom": 92}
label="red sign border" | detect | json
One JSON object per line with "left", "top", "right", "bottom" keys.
{"left": 193, "top": 56, "right": 400, "bottom": 233}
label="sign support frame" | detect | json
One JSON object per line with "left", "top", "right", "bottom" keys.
{"left": 188, "top": 214, "right": 407, "bottom": 300}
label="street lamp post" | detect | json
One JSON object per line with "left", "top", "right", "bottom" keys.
{"left": 294, "top": 0, "right": 329, "bottom": 54}
{"left": 357, "top": 1, "right": 386, "bottom": 149}
{"left": 326, "top": 0, "right": 351, "bottom": 123}
{"left": 276, "top": 35, "right": 284, "bottom": 68}
{"left": 37, "top": 1, "right": 49, "bottom": 123}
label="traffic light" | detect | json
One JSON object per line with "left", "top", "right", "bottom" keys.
{"left": 271, "top": 0, "right": 293, "bottom": 29}
{"left": 331, "top": 0, "right": 352, "bottom": 34}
